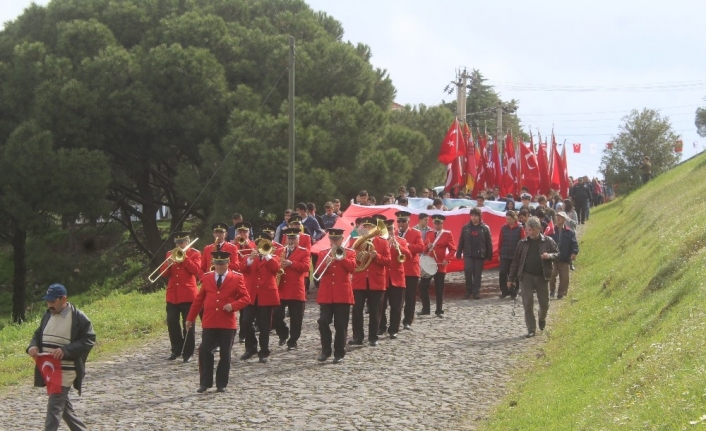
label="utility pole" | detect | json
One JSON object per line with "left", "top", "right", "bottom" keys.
{"left": 496, "top": 104, "right": 503, "bottom": 145}
{"left": 455, "top": 69, "right": 468, "bottom": 123}
{"left": 287, "top": 36, "right": 295, "bottom": 209}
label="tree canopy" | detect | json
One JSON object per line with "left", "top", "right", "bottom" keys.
{"left": 599, "top": 108, "right": 681, "bottom": 195}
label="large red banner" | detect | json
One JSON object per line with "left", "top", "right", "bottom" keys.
{"left": 311, "top": 205, "right": 507, "bottom": 273}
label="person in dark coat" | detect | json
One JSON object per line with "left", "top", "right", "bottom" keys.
{"left": 497, "top": 211, "right": 526, "bottom": 299}
{"left": 27, "top": 284, "right": 96, "bottom": 431}
{"left": 456, "top": 207, "right": 493, "bottom": 299}
{"left": 549, "top": 212, "right": 579, "bottom": 299}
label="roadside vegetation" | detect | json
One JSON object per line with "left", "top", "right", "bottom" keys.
{"left": 480, "top": 152, "right": 706, "bottom": 430}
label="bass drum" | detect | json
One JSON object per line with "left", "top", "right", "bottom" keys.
{"left": 419, "top": 255, "right": 438, "bottom": 278}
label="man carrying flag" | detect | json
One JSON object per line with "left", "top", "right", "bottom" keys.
{"left": 27, "top": 283, "right": 96, "bottom": 431}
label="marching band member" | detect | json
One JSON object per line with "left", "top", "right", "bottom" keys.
{"left": 201, "top": 223, "right": 239, "bottom": 276}
{"left": 349, "top": 217, "right": 391, "bottom": 347}
{"left": 398, "top": 211, "right": 425, "bottom": 330}
{"left": 378, "top": 219, "right": 412, "bottom": 339}
{"left": 240, "top": 232, "right": 282, "bottom": 363}
{"left": 186, "top": 251, "right": 250, "bottom": 393}
{"left": 418, "top": 215, "right": 457, "bottom": 318}
{"left": 286, "top": 214, "right": 312, "bottom": 250}
{"left": 161, "top": 231, "right": 201, "bottom": 363}
{"left": 315, "top": 228, "right": 356, "bottom": 363}
{"left": 261, "top": 223, "right": 284, "bottom": 253}
{"left": 273, "top": 228, "right": 311, "bottom": 350}
{"left": 232, "top": 221, "right": 256, "bottom": 343}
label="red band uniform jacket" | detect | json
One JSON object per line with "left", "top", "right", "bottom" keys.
{"left": 316, "top": 248, "right": 356, "bottom": 304}
{"left": 201, "top": 241, "right": 240, "bottom": 276}
{"left": 350, "top": 236, "right": 391, "bottom": 290}
{"left": 387, "top": 236, "right": 412, "bottom": 288}
{"left": 278, "top": 246, "right": 311, "bottom": 301}
{"left": 425, "top": 229, "right": 457, "bottom": 274}
{"left": 242, "top": 255, "right": 282, "bottom": 306}
{"left": 161, "top": 248, "right": 202, "bottom": 304}
{"left": 400, "top": 228, "right": 425, "bottom": 278}
{"left": 187, "top": 271, "right": 250, "bottom": 329}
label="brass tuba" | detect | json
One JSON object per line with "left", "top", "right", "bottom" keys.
{"left": 352, "top": 219, "right": 389, "bottom": 272}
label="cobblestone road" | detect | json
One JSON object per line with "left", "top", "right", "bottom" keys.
{"left": 2, "top": 269, "right": 552, "bottom": 431}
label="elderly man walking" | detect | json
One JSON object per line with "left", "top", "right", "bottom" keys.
{"left": 508, "top": 217, "right": 558, "bottom": 338}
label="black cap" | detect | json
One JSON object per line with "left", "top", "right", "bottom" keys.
{"left": 354, "top": 217, "right": 363, "bottom": 225}
{"left": 260, "top": 223, "right": 276, "bottom": 233}
{"left": 282, "top": 227, "right": 301, "bottom": 237}
{"left": 288, "top": 214, "right": 302, "bottom": 223}
{"left": 394, "top": 211, "right": 411, "bottom": 220}
{"left": 234, "top": 221, "right": 251, "bottom": 231}
{"left": 361, "top": 217, "right": 376, "bottom": 226}
{"left": 384, "top": 219, "right": 395, "bottom": 227}
{"left": 372, "top": 214, "right": 387, "bottom": 221}
{"left": 521, "top": 193, "right": 532, "bottom": 200}
{"left": 212, "top": 222, "right": 228, "bottom": 232}
{"left": 254, "top": 232, "right": 271, "bottom": 242}
{"left": 173, "top": 231, "right": 191, "bottom": 241}
{"left": 211, "top": 251, "right": 230, "bottom": 263}
{"left": 431, "top": 214, "right": 446, "bottom": 222}
{"left": 327, "top": 228, "right": 344, "bottom": 238}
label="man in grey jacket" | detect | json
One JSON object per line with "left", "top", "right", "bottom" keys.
{"left": 27, "top": 284, "right": 96, "bottom": 431}
{"left": 508, "top": 218, "right": 558, "bottom": 338}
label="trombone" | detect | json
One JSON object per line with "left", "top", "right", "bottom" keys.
{"left": 148, "top": 238, "right": 199, "bottom": 283}
{"left": 313, "top": 245, "right": 347, "bottom": 281}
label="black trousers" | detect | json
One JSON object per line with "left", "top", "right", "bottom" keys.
{"left": 242, "top": 303, "right": 274, "bottom": 358}
{"left": 352, "top": 289, "right": 384, "bottom": 342}
{"left": 419, "top": 272, "right": 446, "bottom": 314}
{"left": 198, "top": 328, "right": 235, "bottom": 389}
{"left": 463, "top": 257, "right": 485, "bottom": 296}
{"left": 166, "top": 302, "right": 195, "bottom": 358}
{"left": 273, "top": 299, "right": 305, "bottom": 347}
{"left": 379, "top": 285, "right": 405, "bottom": 334}
{"left": 318, "top": 303, "right": 350, "bottom": 358}
{"left": 576, "top": 200, "right": 588, "bottom": 224}
{"left": 402, "top": 276, "right": 420, "bottom": 325}
{"left": 498, "top": 258, "right": 518, "bottom": 296}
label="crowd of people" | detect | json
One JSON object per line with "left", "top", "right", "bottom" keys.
{"left": 27, "top": 179, "right": 593, "bottom": 428}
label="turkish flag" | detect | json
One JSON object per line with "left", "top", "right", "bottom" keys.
{"left": 501, "top": 131, "right": 519, "bottom": 197}
{"left": 34, "top": 353, "right": 62, "bottom": 394}
{"left": 519, "top": 142, "right": 540, "bottom": 196}
{"left": 464, "top": 124, "right": 477, "bottom": 191}
{"left": 573, "top": 143, "right": 581, "bottom": 153}
{"left": 606, "top": 142, "right": 613, "bottom": 150}
{"left": 560, "top": 143, "right": 570, "bottom": 199}
{"left": 490, "top": 140, "right": 503, "bottom": 189}
{"left": 537, "top": 142, "right": 551, "bottom": 195}
{"left": 674, "top": 140, "right": 683, "bottom": 153}
{"left": 473, "top": 132, "right": 489, "bottom": 196}
{"left": 443, "top": 160, "right": 463, "bottom": 193}
{"left": 438, "top": 119, "right": 460, "bottom": 164}
{"left": 314, "top": 204, "right": 506, "bottom": 272}
{"left": 550, "top": 141, "right": 561, "bottom": 191}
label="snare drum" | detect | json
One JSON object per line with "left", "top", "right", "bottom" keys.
{"left": 419, "top": 255, "right": 438, "bottom": 278}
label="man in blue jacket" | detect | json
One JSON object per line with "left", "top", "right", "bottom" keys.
{"left": 549, "top": 211, "right": 579, "bottom": 299}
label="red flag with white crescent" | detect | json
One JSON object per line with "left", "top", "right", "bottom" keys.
{"left": 34, "top": 353, "right": 62, "bottom": 394}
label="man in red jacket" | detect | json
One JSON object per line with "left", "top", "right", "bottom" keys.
{"left": 397, "top": 211, "right": 425, "bottom": 330}
{"left": 349, "top": 217, "right": 391, "bottom": 347}
{"left": 315, "top": 228, "right": 357, "bottom": 363}
{"left": 201, "top": 223, "right": 239, "bottom": 276}
{"left": 273, "top": 228, "right": 311, "bottom": 350}
{"left": 240, "top": 232, "right": 282, "bottom": 363}
{"left": 379, "top": 219, "right": 412, "bottom": 339}
{"left": 419, "top": 215, "right": 457, "bottom": 318}
{"left": 161, "top": 231, "right": 202, "bottom": 363}
{"left": 186, "top": 252, "right": 250, "bottom": 393}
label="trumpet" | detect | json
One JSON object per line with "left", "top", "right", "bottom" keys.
{"left": 389, "top": 236, "right": 406, "bottom": 263}
{"left": 148, "top": 238, "right": 199, "bottom": 283}
{"left": 313, "top": 245, "right": 347, "bottom": 281}
{"left": 236, "top": 236, "right": 248, "bottom": 247}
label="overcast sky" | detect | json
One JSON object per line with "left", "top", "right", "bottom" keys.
{"left": 3, "top": 0, "right": 705, "bottom": 180}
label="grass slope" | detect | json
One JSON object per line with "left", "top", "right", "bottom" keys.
{"left": 481, "top": 153, "right": 706, "bottom": 430}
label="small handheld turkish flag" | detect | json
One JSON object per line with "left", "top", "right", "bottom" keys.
{"left": 34, "top": 353, "right": 62, "bottom": 394}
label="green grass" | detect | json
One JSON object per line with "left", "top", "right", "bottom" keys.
{"left": 479, "top": 153, "right": 706, "bottom": 430}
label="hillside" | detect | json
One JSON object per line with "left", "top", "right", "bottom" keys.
{"left": 481, "top": 152, "right": 706, "bottom": 429}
